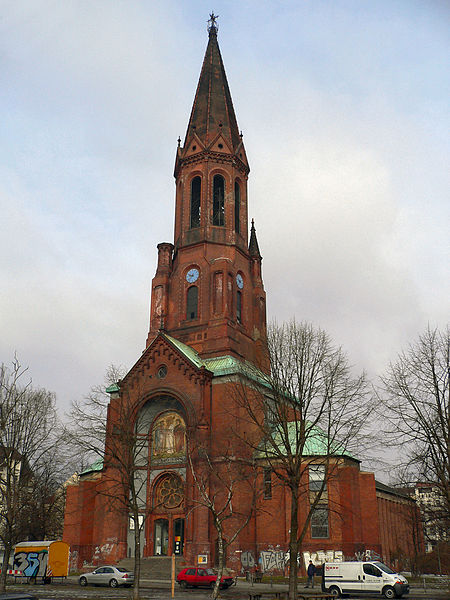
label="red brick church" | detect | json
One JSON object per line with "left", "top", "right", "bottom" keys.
{"left": 63, "top": 17, "right": 421, "bottom": 574}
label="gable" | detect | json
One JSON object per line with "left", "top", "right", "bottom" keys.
{"left": 119, "top": 332, "right": 212, "bottom": 390}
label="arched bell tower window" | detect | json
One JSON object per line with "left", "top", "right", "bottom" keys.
{"left": 237, "top": 290, "right": 242, "bottom": 324}
{"left": 190, "top": 176, "right": 201, "bottom": 229}
{"left": 186, "top": 286, "right": 198, "bottom": 320}
{"left": 213, "top": 174, "right": 225, "bottom": 226}
{"left": 234, "top": 181, "right": 240, "bottom": 234}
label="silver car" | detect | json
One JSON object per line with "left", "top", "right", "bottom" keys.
{"left": 79, "top": 565, "right": 134, "bottom": 588}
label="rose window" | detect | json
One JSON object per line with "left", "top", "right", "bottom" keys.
{"left": 157, "top": 474, "right": 184, "bottom": 509}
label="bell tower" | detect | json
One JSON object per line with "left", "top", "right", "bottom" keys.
{"left": 147, "top": 14, "right": 266, "bottom": 365}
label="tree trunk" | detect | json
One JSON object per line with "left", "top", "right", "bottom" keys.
{"left": 0, "top": 546, "right": 11, "bottom": 593}
{"left": 211, "top": 520, "right": 224, "bottom": 600}
{"left": 288, "top": 487, "right": 299, "bottom": 600}
{"left": 133, "top": 516, "right": 141, "bottom": 600}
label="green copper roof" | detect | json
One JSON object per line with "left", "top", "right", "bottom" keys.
{"left": 258, "top": 421, "right": 354, "bottom": 460}
{"left": 106, "top": 383, "right": 120, "bottom": 393}
{"left": 163, "top": 333, "right": 205, "bottom": 369}
{"left": 163, "top": 333, "right": 269, "bottom": 386}
{"left": 79, "top": 458, "right": 104, "bottom": 476}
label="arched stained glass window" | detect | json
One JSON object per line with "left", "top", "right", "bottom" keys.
{"left": 152, "top": 412, "right": 186, "bottom": 458}
{"left": 186, "top": 286, "right": 198, "bottom": 320}
{"left": 213, "top": 174, "right": 225, "bottom": 226}
{"left": 234, "top": 181, "right": 240, "bottom": 233}
{"left": 154, "top": 473, "right": 184, "bottom": 509}
{"left": 190, "top": 176, "right": 201, "bottom": 229}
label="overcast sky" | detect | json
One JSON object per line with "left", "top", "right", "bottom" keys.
{"left": 1, "top": 1, "right": 449, "bottom": 465}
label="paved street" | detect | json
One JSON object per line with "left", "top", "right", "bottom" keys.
{"left": 2, "top": 578, "right": 448, "bottom": 600}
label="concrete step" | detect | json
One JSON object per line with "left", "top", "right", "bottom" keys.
{"left": 118, "top": 556, "right": 185, "bottom": 579}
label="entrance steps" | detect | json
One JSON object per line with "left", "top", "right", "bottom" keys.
{"left": 118, "top": 556, "right": 185, "bottom": 579}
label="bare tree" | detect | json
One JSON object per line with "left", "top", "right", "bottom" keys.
{"left": 0, "top": 357, "right": 59, "bottom": 592}
{"left": 187, "top": 439, "right": 260, "bottom": 600}
{"left": 232, "top": 320, "right": 372, "bottom": 600}
{"left": 379, "top": 325, "right": 450, "bottom": 544}
{"left": 22, "top": 447, "right": 69, "bottom": 541}
{"left": 68, "top": 365, "right": 149, "bottom": 600}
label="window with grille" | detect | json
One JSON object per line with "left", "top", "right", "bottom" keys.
{"left": 311, "top": 507, "right": 329, "bottom": 538}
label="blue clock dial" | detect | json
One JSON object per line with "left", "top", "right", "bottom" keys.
{"left": 186, "top": 268, "right": 199, "bottom": 283}
{"left": 236, "top": 273, "right": 244, "bottom": 289}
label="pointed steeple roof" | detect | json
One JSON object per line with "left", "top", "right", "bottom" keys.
{"left": 249, "top": 219, "right": 262, "bottom": 258}
{"left": 183, "top": 18, "right": 241, "bottom": 151}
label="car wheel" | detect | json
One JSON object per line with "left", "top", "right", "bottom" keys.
{"left": 329, "top": 586, "right": 341, "bottom": 598}
{"left": 210, "top": 581, "right": 216, "bottom": 589}
{"left": 179, "top": 580, "right": 187, "bottom": 589}
{"left": 384, "top": 586, "right": 397, "bottom": 599}
{"left": 79, "top": 576, "right": 88, "bottom": 587}
{"left": 109, "top": 578, "right": 119, "bottom": 588}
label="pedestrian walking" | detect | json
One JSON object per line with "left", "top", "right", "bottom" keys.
{"left": 305, "top": 560, "right": 315, "bottom": 588}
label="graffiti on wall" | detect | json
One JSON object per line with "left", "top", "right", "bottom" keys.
{"left": 92, "top": 542, "right": 117, "bottom": 563}
{"left": 259, "top": 550, "right": 290, "bottom": 572}
{"left": 14, "top": 550, "right": 48, "bottom": 577}
{"left": 241, "top": 551, "right": 255, "bottom": 569}
{"left": 241, "top": 546, "right": 379, "bottom": 573}
{"left": 303, "top": 550, "right": 343, "bottom": 567}
{"left": 69, "top": 550, "right": 78, "bottom": 573}
{"left": 354, "top": 549, "right": 381, "bottom": 561}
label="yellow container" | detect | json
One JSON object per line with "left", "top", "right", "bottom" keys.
{"left": 14, "top": 541, "right": 70, "bottom": 578}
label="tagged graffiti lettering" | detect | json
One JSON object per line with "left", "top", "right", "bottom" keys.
{"left": 303, "top": 550, "right": 343, "bottom": 567}
{"left": 241, "top": 551, "right": 255, "bottom": 568}
{"left": 354, "top": 549, "right": 381, "bottom": 561}
{"left": 14, "top": 550, "right": 48, "bottom": 577}
{"left": 260, "top": 550, "right": 288, "bottom": 572}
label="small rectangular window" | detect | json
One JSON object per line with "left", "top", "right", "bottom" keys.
{"left": 263, "top": 468, "right": 272, "bottom": 499}
{"left": 311, "top": 507, "right": 329, "bottom": 538}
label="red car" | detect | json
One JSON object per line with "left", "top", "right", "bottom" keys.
{"left": 177, "top": 567, "right": 235, "bottom": 589}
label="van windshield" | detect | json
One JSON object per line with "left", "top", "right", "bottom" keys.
{"left": 374, "top": 562, "right": 395, "bottom": 574}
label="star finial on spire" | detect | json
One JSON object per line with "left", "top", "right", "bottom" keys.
{"left": 207, "top": 12, "right": 219, "bottom": 35}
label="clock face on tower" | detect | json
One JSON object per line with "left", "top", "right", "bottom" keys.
{"left": 236, "top": 273, "right": 244, "bottom": 289}
{"left": 186, "top": 268, "right": 199, "bottom": 283}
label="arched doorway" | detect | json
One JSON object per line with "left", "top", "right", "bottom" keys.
{"left": 149, "top": 472, "right": 185, "bottom": 557}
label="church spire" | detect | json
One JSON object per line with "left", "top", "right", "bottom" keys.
{"left": 148, "top": 17, "right": 266, "bottom": 362}
{"left": 182, "top": 13, "right": 241, "bottom": 151}
{"left": 249, "top": 219, "right": 262, "bottom": 258}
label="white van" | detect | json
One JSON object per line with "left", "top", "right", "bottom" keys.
{"left": 322, "top": 561, "right": 409, "bottom": 598}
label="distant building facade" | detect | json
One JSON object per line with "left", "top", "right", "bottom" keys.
{"left": 408, "top": 483, "right": 447, "bottom": 553}
{"left": 63, "top": 18, "right": 423, "bottom": 574}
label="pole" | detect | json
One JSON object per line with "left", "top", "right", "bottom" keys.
{"left": 172, "top": 553, "right": 175, "bottom": 598}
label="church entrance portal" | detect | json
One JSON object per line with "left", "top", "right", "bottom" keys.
{"left": 152, "top": 516, "right": 184, "bottom": 556}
